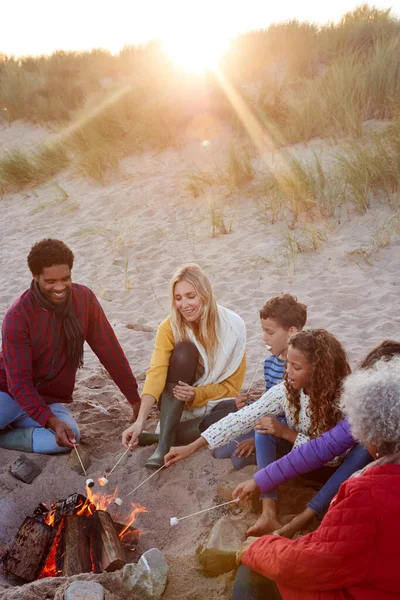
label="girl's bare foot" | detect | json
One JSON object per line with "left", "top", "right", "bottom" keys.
{"left": 247, "top": 514, "right": 283, "bottom": 537}
{"left": 273, "top": 508, "right": 316, "bottom": 539}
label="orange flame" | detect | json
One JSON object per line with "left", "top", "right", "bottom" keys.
{"left": 85, "top": 485, "right": 119, "bottom": 511}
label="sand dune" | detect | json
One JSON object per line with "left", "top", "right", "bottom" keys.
{"left": 0, "top": 120, "right": 399, "bottom": 598}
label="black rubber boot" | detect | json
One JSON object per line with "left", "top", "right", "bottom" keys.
{"left": 145, "top": 383, "right": 185, "bottom": 469}
{"left": 139, "top": 417, "right": 203, "bottom": 448}
{"left": 0, "top": 427, "right": 36, "bottom": 452}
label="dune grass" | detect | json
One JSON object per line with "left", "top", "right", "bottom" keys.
{"left": 1, "top": 4, "right": 400, "bottom": 196}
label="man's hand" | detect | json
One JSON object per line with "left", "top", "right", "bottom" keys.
{"left": 235, "top": 393, "right": 249, "bottom": 410}
{"left": 236, "top": 536, "right": 259, "bottom": 564}
{"left": 233, "top": 437, "right": 255, "bottom": 458}
{"left": 173, "top": 381, "right": 196, "bottom": 403}
{"left": 122, "top": 422, "right": 143, "bottom": 449}
{"left": 232, "top": 478, "right": 258, "bottom": 502}
{"left": 164, "top": 444, "right": 194, "bottom": 466}
{"left": 255, "top": 416, "right": 290, "bottom": 439}
{"left": 46, "top": 416, "right": 76, "bottom": 448}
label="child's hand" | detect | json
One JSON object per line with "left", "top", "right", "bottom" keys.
{"left": 233, "top": 438, "right": 255, "bottom": 458}
{"left": 164, "top": 445, "right": 193, "bottom": 466}
{"left": 255, "top": 416, "right": 288, "bottom": 439}
{"left": 235, "top": 393, "right": 249, "bottom": 409}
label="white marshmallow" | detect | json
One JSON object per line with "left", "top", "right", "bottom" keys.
{"left": 265, "top": 344, "right": 272, "bottom": 350}
{"left": 98, "top": 477, "right": 109, "bottom": 487}
{"left": 114, "top": 497, "right": 123, "bottom": 507}
{"left": 170, "top": 517, "right": 180, "bottom": 527}
{"left": 86, "top": 478, "right": 94, "bottom": 488}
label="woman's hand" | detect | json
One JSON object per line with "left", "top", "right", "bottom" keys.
{"left": 164, "top": 444, "right": 194, "bottom": 466}
{"left": 235, "top": 392, "right": 250, "bottom": 409}
{"left": 256, "top": 416, "right": 289, "bottom": 439}
{"left": 232, "top": 478, "right": 258, "bottom": 501}
{"left": 236, "top": 536, "right": 259, "bottom": 564}
{"left": 173, "top": 381, "right": 196, "bottom": 402}
{"left": 122, "top": 422, "right": 142, "bottom": 449}
{"left": 233, "top": 437, "right": 255, "bottom": 458}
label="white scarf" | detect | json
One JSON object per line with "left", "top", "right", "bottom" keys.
{"left": 174, "top": 304, "right": 246, "bottom": 419}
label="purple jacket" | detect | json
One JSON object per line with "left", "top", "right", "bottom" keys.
{"left": 254, "top": 419, "right": 356, "bottom": 493}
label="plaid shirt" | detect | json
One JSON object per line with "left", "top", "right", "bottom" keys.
{"left": 0, "top": 283, "right": 140, "bottom": 427}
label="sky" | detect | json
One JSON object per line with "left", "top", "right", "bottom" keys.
{"left": 1, "top": 0, "right": 400, "bottom": 57}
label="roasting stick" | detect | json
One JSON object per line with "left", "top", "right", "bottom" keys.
{"left": 246, "top": 351, "right": 269, "bottom": 395}
{"left": 74, "top": 444, "right": 88, "bottom": 476}
{"left": 125, "top": 464, "right": 166, "bottom": 497}
{"left": 106, "top": 448, "right": 130, "bottom": 477}
{"left": 74, "top": 444, "right": 94, "bottom": 488}
{"left": 170, "top": 499, "right": 239, "bottom": 526}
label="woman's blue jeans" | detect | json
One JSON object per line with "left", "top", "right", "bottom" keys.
{"left": 0, "top": 391, "right": 80, "bottom": 454}
{"left": 233, "top": 565, "right": 282, "bottom": 600}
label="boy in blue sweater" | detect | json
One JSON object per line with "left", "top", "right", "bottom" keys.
{"left": 213, "top": 294, "right": 307, "bottom": 469}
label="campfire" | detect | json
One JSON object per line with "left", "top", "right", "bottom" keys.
{"left": 3, "top": 487, "right": 146, "bottom": 584}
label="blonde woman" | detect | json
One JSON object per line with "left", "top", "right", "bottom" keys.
{"left": 122, "top": 264, "right": 246, "bottom": 468}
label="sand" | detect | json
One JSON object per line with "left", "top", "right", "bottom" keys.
{"left": 0, "top": 118, "right": 399, "bottom": 599}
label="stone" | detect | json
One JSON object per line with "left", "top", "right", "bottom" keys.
{"left": 216, "top": 465, "right": 260, "bottom": 512}
{"left": 197, "top": 516, "right": 248, "bottom": 577}
{"left": 68, "top": 447, "right": 91, "bottom": 475}
{"left": 64, "top": 581, "right": 104, "bottom": 600}
{"left": 9, "top": 455, "right": 42, "bottom": 484}
{"left": 122, "top": 548, "right": 168, "bottom": 600}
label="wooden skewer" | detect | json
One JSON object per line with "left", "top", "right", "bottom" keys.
{"left": 73, "top": 444, "right": 88, "bottom": 477}
{"left": 125, "top": 464, "right": 166, "bottom": 498}
{"left": 174, "top": 499, "right": 239, "bottom": 523}
{"left": 106, "top": 448, "right": 130, "bottom": 477}
{"left": 246, "top": 354, "right": 266, "bottom": 394}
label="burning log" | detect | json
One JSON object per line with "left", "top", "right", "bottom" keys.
{"left": 91, "top": 510, "right": 126, "bottom": 572}
{"left": 62, "top": 516, "right": 91, "bottom": 576}
{"left": 3, "top": 517, "right": 54, "bottom": 582}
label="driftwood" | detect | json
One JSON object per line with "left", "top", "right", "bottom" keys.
{"left": 3, "top": 517, "right": 54, "bottom": 582}
{"left": 91, "top": 510, "right": 126, "bottom": 572}
{"left": 62, "top": 515, "right": 91, "bottom": 576}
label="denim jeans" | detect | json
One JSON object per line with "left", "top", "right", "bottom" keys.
{"left": 307, "top": 443, "right": 373, "bottom": 517}
{"left": 255, "top": 416, "right": 293, "bottom": 500}
{"left": 212, "top": 431, "right": 257, "bottom": 470}
{"left": 206, "top": 399, "right": 258, "bottom": 470}
{"left": 233, "top": 565, "right": 282, "bottom": 600}
{"left": 0, "top": 391, "right": 80, "bottom": 454}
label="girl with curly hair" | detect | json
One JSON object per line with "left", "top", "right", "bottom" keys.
{"left": 165, "top": 329, "right": 350, "bottom": 534}
{"left": 234, "top": 355, "right": 400, "bottom": 600}
{"left": 233, "top": 339, "right": 400, "bottom": 540}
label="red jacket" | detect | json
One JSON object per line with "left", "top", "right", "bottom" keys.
{"left": 243, "top": 464, "right": 400, "bottom": 599}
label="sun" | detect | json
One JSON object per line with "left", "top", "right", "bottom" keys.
{"left": 163, "top": 34, "right": 228, "bottom": 72}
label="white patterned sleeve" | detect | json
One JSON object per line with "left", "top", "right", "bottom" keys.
{"left": 201, "top": 382, "right": 287, "bottom": 448}
{"left": 293, "top": 432, "right": 311, "bottom": 448}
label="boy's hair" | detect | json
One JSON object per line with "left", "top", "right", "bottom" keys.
{"left": 259, "top": 294, "right": 307, "bottom": 330}
{"left": 27, "top": 239, "right": 74, "bottom": 276}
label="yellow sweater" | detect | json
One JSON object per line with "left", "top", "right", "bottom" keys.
{"left": 142, "top": 316, "right": 246, "bottom": 408}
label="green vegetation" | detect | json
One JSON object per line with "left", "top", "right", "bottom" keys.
{"left": 1, "top": 3, "right": 400, "bottom": 206}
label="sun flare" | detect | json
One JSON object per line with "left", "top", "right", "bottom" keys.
{"left": 163, "top": 34, "right": 228, "bottom": 72}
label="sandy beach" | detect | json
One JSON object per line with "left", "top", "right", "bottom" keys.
{"left": 0, "top": 116, "right": 399, "bottom": 599}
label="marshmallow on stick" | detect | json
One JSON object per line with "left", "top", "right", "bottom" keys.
{"left": 170, "top": 499, "right": 239, "bottom": 526}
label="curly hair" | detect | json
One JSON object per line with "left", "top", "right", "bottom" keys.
{"left": 27, "top": 239, "right": 74, "bottom": 276}
{"left": 340, "top": 357, "right": 400, "bottom": 456}
{"left": 284, "top": 329, "right": 351, "bottom": 437}
{"left": 259, "top": 294, "right": 307, "bottom": 330}
{"left": 360, "top": 340, "right": 400, "bottom": 369}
